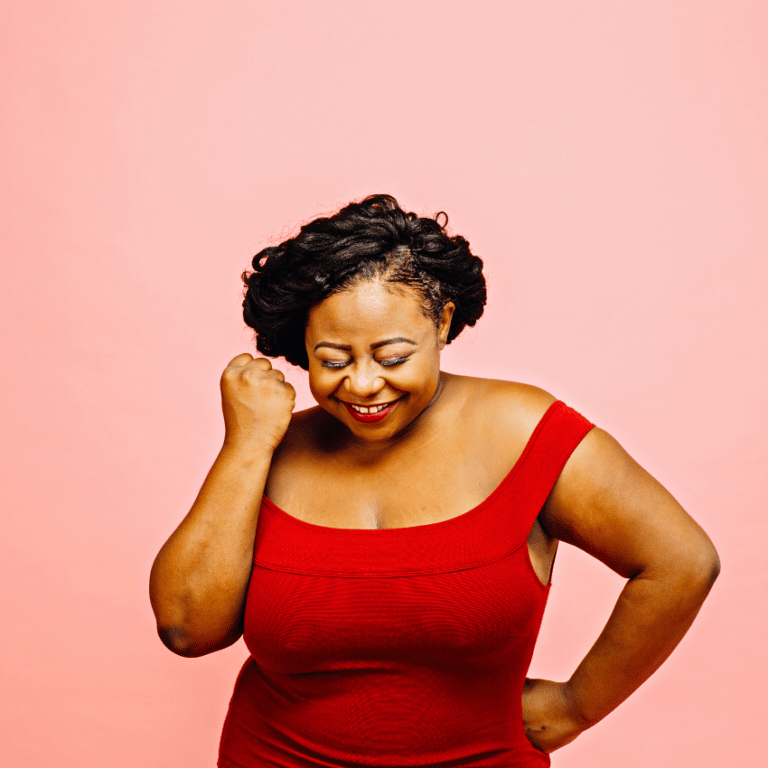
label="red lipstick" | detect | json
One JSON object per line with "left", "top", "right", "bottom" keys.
{"left": 342, "top": 399, "right": 400, "bottom": 423}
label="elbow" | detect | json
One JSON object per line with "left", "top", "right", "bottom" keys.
{"left": 675, "top": 539, "right": 721, "bottom": 599}
{"left": 691, "top": 538, "right": 721, "bottom": 589}
{"left": 157, "top": 625, "right": 212, "bottom": 658}
{"left": 703, "top": 548, "right": 721, "bottom": 590}
{"left": 706, "top": 547, "right": 721, "bottom": 585}
{"left": 638, "top": 538, "right": 721, "bottom": 604}
{"left": 156, "top": 622, "right": 242, "bottom": 658}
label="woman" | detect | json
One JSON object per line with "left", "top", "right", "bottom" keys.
{"left": 150, "top": 195, "right": 720, "bottom": 767}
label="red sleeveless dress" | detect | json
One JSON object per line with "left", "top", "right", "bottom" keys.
{"left": 218, "top": 401, "right": 594, "bottom": 767}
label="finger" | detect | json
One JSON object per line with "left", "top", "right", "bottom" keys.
{"left": 247, "top": 357, "right": 273, "bottom": 371}
{"left": 226, "top": 353, "right": 255, "bottom": 368}
{"left": 269, "top": 369, "right": 286, "bottom": 383}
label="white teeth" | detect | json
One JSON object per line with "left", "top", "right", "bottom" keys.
{"left": 350, "top": 402, "right": 390, "bottom": 414}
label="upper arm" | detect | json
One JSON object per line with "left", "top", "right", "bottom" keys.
{"left": 540, "top": 427, "right": 720, "bottom": 584}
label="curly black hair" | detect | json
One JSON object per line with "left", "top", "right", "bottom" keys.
{"left": 242, "top": 194, "right": 486, "bottom": 369}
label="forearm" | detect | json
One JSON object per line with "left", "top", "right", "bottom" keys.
{"left": 565, "top": 555, "right": 720, "bottom": 728}
{"left": 149, "top": 444, "right": 274, "bottom": 656}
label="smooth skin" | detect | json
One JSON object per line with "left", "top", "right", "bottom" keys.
{"left": 150, "top": 277, "right": 720, "bottom": 754}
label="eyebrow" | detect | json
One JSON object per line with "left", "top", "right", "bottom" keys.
{"left": 313, "top": 337, "right": 417, "bottom": 353}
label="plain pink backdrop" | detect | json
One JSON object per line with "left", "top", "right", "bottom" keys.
{"left": 2, "top": 2, "right": 766, "bottom": 765}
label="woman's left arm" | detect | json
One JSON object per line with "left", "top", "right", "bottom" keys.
{"left": 523, "top": 426, "right": 721, "bottom": 753}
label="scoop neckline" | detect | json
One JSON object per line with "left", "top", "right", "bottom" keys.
{"left": 260, "top": 399, "right": 562, "bottom": 535}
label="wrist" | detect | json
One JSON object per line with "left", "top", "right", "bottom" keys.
{"left": 219, "top": 438, "right": 276, "bottom": 466}
{"left": 522, "top": 678, "right": 588, "bottom": 753}
{"left": 561, "top": 679, "right": 599, "bottom": 731}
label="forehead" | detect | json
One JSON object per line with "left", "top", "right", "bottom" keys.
{"left": 306, "top": 279, "right": 431, "bottom": 340}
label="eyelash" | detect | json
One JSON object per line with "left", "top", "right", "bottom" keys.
{"left": 321, "top": 356, "right": 409, "bottom": 369}
{"left": 381, "top": 356, "right": 409, "bottom": 367}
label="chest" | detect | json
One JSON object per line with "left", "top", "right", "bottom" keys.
{"left": 265, "top": 442, "right": 514, "bottom": 530}
{"left": 245, "top": 551, "right": 547, "bottom": 675}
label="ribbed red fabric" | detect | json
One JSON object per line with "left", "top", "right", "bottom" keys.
{"left": 218, "top": 401, "right": 594, "bottom": 768}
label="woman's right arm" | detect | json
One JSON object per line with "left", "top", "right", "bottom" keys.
{"left": 149, "top": 354, "right": 295, "bottom": 657}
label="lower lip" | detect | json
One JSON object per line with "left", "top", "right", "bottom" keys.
{"left": 343, "top": 399, "right": 400, "bottom": 423}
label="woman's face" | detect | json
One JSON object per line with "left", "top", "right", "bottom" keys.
{"left": 305, "top": 278, "right": 454, "bottom": 444}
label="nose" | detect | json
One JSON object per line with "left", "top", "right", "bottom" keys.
{"left": 343, "top": 362, "right": 385, "bottom": 399}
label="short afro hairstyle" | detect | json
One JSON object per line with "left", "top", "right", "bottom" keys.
{"left": 242, "top": 194, "right": 486, "bottom": 369}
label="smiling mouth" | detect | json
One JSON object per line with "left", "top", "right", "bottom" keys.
{"left": 340, "top": 397, "right": 403, "bottom": 423}
{"left": 345, "top": 401, "right": 396, "bottom": 414}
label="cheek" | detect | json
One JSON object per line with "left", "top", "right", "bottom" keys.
{"left": 306, "top": 366, "right": 322, "bottom": 397}
{"left": 307, "top": 367, "right": 340, "bottom": 399}
{"left": 399, "top": 365, "right": 436, "bottom": 398}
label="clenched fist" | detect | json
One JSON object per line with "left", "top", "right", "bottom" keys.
{"left": 220, "top": 354, "right": 296, "bottom": 454}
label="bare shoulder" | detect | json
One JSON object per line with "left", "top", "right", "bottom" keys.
{"left": 449, "top": 374, "right": 557, "bottom": 441}
{"left": 443, "top": 374, "right": 557, "bottom": 464}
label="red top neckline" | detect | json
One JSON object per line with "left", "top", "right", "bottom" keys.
{"left": 260, "top": 399, "right": 564, "bottom": 535}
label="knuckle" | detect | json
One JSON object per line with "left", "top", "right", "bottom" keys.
{"left": 241, "top": 368, "right": 261, "bottom": 384}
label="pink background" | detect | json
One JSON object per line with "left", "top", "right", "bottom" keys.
{"left": 2, "top": 2, "right": 766, "bottom": 765}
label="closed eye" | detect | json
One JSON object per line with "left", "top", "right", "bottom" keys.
{"left": 379, "top": 356, "right": 410, "bottom": 367}
{"left": 321, "top": 356, "right": 410, "bottom": 369}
